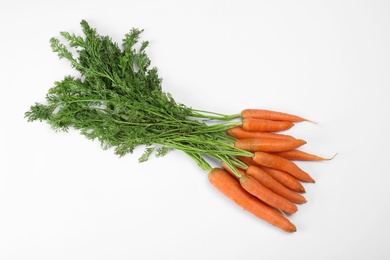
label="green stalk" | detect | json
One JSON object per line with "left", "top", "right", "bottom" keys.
{"left": 190, "top": 109, "right": 241, "bottom": 121}
{"left": 25, "top": 20, "right": 254, "bottom": 174}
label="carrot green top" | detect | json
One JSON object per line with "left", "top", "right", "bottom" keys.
{"left": 25, "top": 20, "right": 250, "bottom": 175}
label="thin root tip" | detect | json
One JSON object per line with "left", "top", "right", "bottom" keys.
{"left": 326, "top": 152, "right": 338, "bottom": 160}
{"left": 318, "top": 152, "right": 338, "bottom": 161}
{"left": 304, "top": 118, "right": 318, "bottom": 124}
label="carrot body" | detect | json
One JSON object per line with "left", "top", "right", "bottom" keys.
{"left": 253, "top": 152, "right": 315, "bottom": 183}
{"left": 242, "top": 109, "right": 307, "bottom": 122}
{"left": 260, "top": 166, "right": 306, "bottom": 193}
{"left": 272, "top": 150, "right": 329, "bottom": 161}
{"left": 246, "top": 166, "right": 307, "bottom": 204}
{"left": 208, "top": 168, "right": 296, "bottom": 232}
{"left": 234, "top": 138, "right": 306, "bottom": 152}
{"left": 237, "top": 156, "right": 306, "bottom": 193}
{"left": 227, "top": 126, "right": 295, "bottom": 140}
{"left": 239, "top": 175, "right": 298, "bottom": 214}
{"left": 242, "top": 118, "right": 294, "bottom": 132}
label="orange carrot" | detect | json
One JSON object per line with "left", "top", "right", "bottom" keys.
{"left": 208, "top": 168, "right": 296, "bottom": 232}
{"left": 259, "top": 166, "right": 306, "bottom": 193}
{"left": 242, "top": 109, "right": 309, "bottom": 122}
{"left": 252, "top": 152, "right": 315, "bottom": 183}
{"left": 234, "top": 138, "right": 306, "bottom": 152}
{"left": 222, "top": 161, "right": 306, "bottom": 203}
{"left": 237, "top": 156, "right": 306, "bottom": 193}
{"left": 246, "top": 165, "right": 307, "bottom": 204}
{"left": 227, "top": 126, "right": 295, "bottom": 140}
{"left": 239, "top": 174, "right": 298, "bottom": 214}
{"left": 272, "top": 150, "right": 332, "bottom": 161}
{"left": 242, "top": 118, "right": 294, "bottom": 132}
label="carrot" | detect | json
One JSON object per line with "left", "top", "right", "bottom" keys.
{"left": 227, "top": 126, "right": 295, "bottom": 140}
{"left": 237, "top": 156, "right": 306, "bottom": 193}
{"left": 272, "top": 150, "right": 334, "bottom": 161}
{"left": 234, "top": 138, "right": 306, "bottom": 152}
{"left": 252, "top": 152, "right": 315, "bottom": 183}
{"left": 208, "top": 168, "right": 296, "bottom": 232}
{"left": 246, "top": 165, "right": 307, "bottom": 204}
{"left": 259, "top": 166, "right": 306, "bottom": 193}
{"left": 242, "top": 118, "right": 294, "bottom": 132}
{"left": 222, "top": 160, "right": 306, "bottom": 203}
{"left": 242, "top": 109, "right": 310, "bottom": 122}
{"left": 239, "top": 174, "right": 298, "bottom": 214}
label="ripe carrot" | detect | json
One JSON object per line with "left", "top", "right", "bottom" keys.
{"left": 259, "top": 166, "right": 306, "bottom": 193}
{"left": 246, "top": 165, "right": 307, "bottom": 204}
{"left": 252, "top": 152, "right": 315, "bottom": 183}
{"left": 234, "top": 138, "right": 306, "bottom": 152}
{"left": 239, "top": 174, "right": 298, "bottom": 214}
{"left": 242, "top": 109, "right": 310, "bottom": 122}
{"left": 222, "top": 160, "right": 306, "bottom": 203}
{"left": 208, "top": 168, "right": 296, "bottom": 232}
{"left": 272, "top": 150, "right": 333, "bottom": 161}
{"left": 242, "top": 118, "right": 294, "bottom": 132}
{"left": 227, "top": 126, "right": 295, "bottom": 140}
{"left": 237, "top": 156, "right": 306, "bottom": 193}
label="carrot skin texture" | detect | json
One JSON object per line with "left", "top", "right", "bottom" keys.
{"left": 239, "top": 175, "right": 298, "bottom": 214}
{"left": 223, "top": 160, "right": 306, "bottom": 203}
{"left": 234, "top": 138, "right": 306, "bottom": 152}
{"left": 227, "top": 126, "right": 295, "bottom": 140}
{"left": 242, "top": 109, "right": 307, "bottom": 122}
{"left": 246, "top": 165, "right": 307, "bottom": 204}
{"left": 272, "top": 150, "right": 329, "bottom": 161}
{"left": 242, "top": 118, "right": 294, "bottom": 132}
{"left": 208, "top": 168, "right": 296, "bottom": 232}
{"left": 253, "top": 152, "right": 315, "bottom": 183}
{"left": 237, "top": 156, "right": 306, "bottom": 193}
{"left": 259, "top": 166, "right": 306, "bottom": 193}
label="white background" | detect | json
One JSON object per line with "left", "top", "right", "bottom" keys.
{"left": 1, "top": 0, "right": 389, "bottom": 259}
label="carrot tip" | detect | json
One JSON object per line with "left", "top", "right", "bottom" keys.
{"left": 325, "top": 152, "right": 338, "bottom": 160}
{"left": 302, "top": 176, "right": 316, "bottom": 183}
{"left": 307, "top": 176, "right": 316, "bottom": 183}
{"left": 304, "top": 118, "right": 318, "bottom": 124}
{"left": 291, "top": 227, "right": 297, "bottom": 232}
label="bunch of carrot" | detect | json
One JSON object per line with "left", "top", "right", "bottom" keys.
{"left": 26, "top": 21, "right": 332, "bottom": 234}
{"left": 209, "top": 109, "right": 332, "bottom": 232}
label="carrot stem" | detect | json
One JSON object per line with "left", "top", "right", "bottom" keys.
{"left": 191, "top": 109, "right": 241, "bottom": 121}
